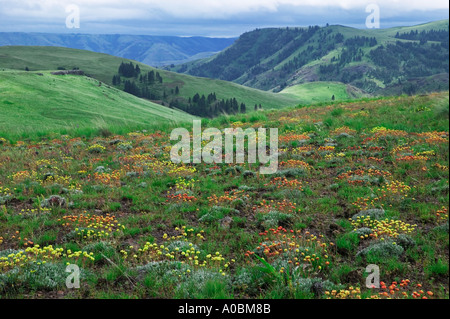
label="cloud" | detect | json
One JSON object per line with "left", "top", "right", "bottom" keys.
{"left": 1, "top": 0, "right": 448, "bottom": 20}
{"left": 0, "top": 0, "right": 448, "bottom": 35}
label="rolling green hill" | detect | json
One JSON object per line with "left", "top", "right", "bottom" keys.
{"left": 0, "top": 33, "right": 236, "bottom": 67}
{"left": 0, "top": 46, "right": 300, "bottom": 112}
{"left": 169, "top": 20, "right": 449, "bottom": 96}
{"left": 0, "top": 70, "right": 194, "bottom": 137}
{"left": 280, "top": 81, "right": 368, "bottom": 104}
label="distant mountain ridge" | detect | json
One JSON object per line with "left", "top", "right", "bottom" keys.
{"left": 0, "top": 32, "right": 236, "bottom": 66}
{"left": 168, "top": 19, "right": 449, "bottom": 96}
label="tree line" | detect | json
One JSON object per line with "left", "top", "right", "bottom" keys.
{"left": 111, "top": 62, "right": 251, "bottom": 118}
{"left": 395, "top": 29, "right": 449, "bottom": 44}
{"left": 170, "top": 92, "right": 248, "bottom": 118}
{"left": 112, "top": 62, "right": 164, "bottom": 100}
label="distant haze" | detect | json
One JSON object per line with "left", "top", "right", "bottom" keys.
{"left": 0, "top": 33, "right": 236, "bottom": 66}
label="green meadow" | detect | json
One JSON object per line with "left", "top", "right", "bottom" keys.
{"left": 0, "top": 70, "right": 194, "bottom": 139}
{"left": 0, "top": 91, "right": 448, "bottom": 299}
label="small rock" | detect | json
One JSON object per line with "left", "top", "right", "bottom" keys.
{"left": 219, "top": 216, "right": 233, "bottom": 230}
{"left": 41, "top": 195, "right": 66, "bottom": 208}
{"left": 126, "top": 171, "right": 139, "bottom": 178}
{"left": 43, "top": 172, "right": 54, "bottom": 181}
{"left": 94, "top": 166, "right": 108, "bottom": 173}
{"left": 243, "top": 170, "right": 256, "bottom": 178}
{"left": 312, "top": 282, "right": 323, "bottom": 298}
{"left": 109, "top": 139, "right": 123, "bottom": 145}
{"left": 336, "top": 133, "right": 353, "bottom": 139}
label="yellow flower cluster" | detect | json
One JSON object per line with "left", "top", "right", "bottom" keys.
{"left": 0, "top": 186, "right": 13, "bottom": 197}
{"left": 41, "top": 174, "right": 72, "bottom": 187}
{"left": 89, "top": 170, "right": 124, "bottom": 186}
{"left": 433, "top": 163, "right": 449, "bottom": 171}
{"left": 145, "top": 160, "right": 197, "bottom": 176}
{"left": 279, "top": 159, "right": 312, "bottom": 170}
{"left": 67, "top": 183, "right": 83, "bottom": 192}
{"left": 353, "top": 181, "right": 412, "bottom": 210}
{"left": 248, "top": 229, "right": 332, "bottom": 275}
{"left": 87, "top": 144, "right": 106, "bottom": 153}
{"left": 120, "top": 154, "right": 153, "bottom": 164}
{"left": 168, "top": 165, "right": 197, "bottom": 176}
{"left": 127, "top": 132, "right": 144, "bottom": 137}
{"left": 380, "top": 180, "right": 411, "bottom": 196}
{"left": 0, "top": 245, "right": 94, "bottom": 273}
{"left": 331, "top": 126, "right": 357, "bottom": 136}
{"left": 416, "top": 150, "right": 436, "bottom": 157}
{"left": 174, "top": 177, "right": 197, "bottom": 192}
{"left": 371, "top": 127, "right": 408, "bottom": 137}
{"left": 66, "top": 249, "right": 95, "bottom": 261}
{"left": 122, "top": 226, "right": 232, "bottom": 275}
{"left": 35, "top": 159, "right": 57, "bottom": 168}
{"left": 318, "top": 146, "right": 335, "bottom": 152}
{"left": 325, "top": 287, "right": 362, "bottom": 299}
{"left": 231, "top": 121, "right": 245, "bottom": 128}
{"left": 436, "top": 207, "right": 448, "bottom": 222}
{"left": 416, "top": 131, "right": 448, "bottom": 144}
{"left": 391, "top": 145, "right": 412, "bottom": 156}
{"left": 18, "top": 207, "right": 51, "bottom": 217}
{"left": 117, "top": 142, "right": 133, "bottom": 149}
{"left": 10, "top": 170, "right": 38, "bottom": 183}
{"left": 291, "top": 146, "right": 314, "bottom": 155}
{"left": 278, "top": 117, "right": 302, "bottom": 123}
{"left": 351, "top": 216, "right": 416, "bottom": 239}
{"left": 324, "top": 153, "right": 345, "bottom": 160}
{"left": 61, "top": 213, "right": 124, "bottom": 241}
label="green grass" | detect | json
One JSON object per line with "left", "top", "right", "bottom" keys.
{"left": 0, "top": 92, "right": 448, "bottom": 299}
{"left": 0, "top": 70, "right": 194, "bottom": 138}
{"left": 0, "top": 46, "right": 299, "bottom": 110}
{"left": 280, "top": 81, "right": 366, "bottom": 104}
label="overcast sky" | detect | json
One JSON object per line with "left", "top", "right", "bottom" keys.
{"left": 0, "top": 0, "right": 448, "bottom": 37}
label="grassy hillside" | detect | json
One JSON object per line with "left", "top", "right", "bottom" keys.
{"left": 0, "top": 46, "right": 299, "bottom": 110}
{"left": 0, "top": 70, "right": 194, "bottom": 138}
{"left": 377, "top": 19, "right": 450, "bottom": 37}
{"left": 280, "top": 81, "right": 368, "bottom": 104}
{"left": 170, "top": 20, "right": 449, "bottom": 95}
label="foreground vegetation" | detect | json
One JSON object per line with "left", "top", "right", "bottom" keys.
{"left": 0, "top": 92, "right": 448, "bottom": 299}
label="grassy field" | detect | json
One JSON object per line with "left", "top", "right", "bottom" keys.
{"left": 0, "top": 91, "right": 448, "bottom": 299}
{"left": 280, "top": 82, "right": 368, "bottom": 104}
{"left": 0, "top": 46, "right": 300, "bottom": 110}
{"left": 0, "top": 70, "right": 194, "bottom": 139}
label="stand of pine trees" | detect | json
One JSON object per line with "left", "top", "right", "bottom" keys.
{"left": 113, "top": 62, "right": 248, "bottom": 117}
{"left": 113, "top": 62, "right": 164, "bottom": 100}
{"left": 174, "top": 92, "right": 247, "bottom": 117}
